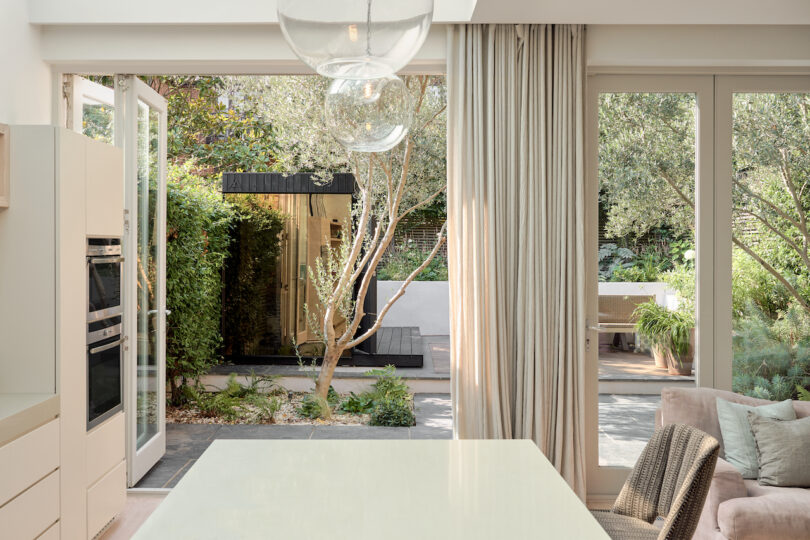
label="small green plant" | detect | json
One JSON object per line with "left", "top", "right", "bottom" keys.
{"left": 598, "top": 243, "right": 636, "bottom": 282}
{"left": 797, "top": 385, "right": 810, "bottom": 401}
{"left": 366, "top": 365, "right": 410, "bottom": 402}
{"left": 633, "top": 301, "right": 694, "bottom": 367}
{"left": 243, "top": 394, "right": 281, "bottom": 423}
{"left": 370, "top": 397, "right": 416, "bottom": 427}
{"left": 339, "top": 392, "right": 375, "bottom": 414}
{"left": 189, "top": 385, "right": 241, "bottom": 420}
{"left": 299, "top": 393, "right": 330, "bottom": 419}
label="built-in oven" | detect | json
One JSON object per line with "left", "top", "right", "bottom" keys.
{"left": 87, "top": 238, "right": 124, "bottom": 430}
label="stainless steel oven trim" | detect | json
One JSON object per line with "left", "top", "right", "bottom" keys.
{"left": 87, "top": 323, "right": 122, "bottom": 345}
{"left": 87, "top": 306, "right": 123, "bottom": 323}
{"left": 87, "top": 244, "right": 122, "bottom": 257}
{"left": 86, "top": 337, "right": 124, "bottom": 432}
{"left": 89, "top": 256, "right": 125, "bottom": 265}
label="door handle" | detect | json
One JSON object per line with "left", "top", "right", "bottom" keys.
{"left": 90, "top": 337, "right": 126, "bottom": 354}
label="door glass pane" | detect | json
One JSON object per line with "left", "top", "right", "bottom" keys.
{"left": 136, "top": 100, "right": 160, "bottom": 448}
{"left": 731, "top": 93, "right": 810, "bottom": 401}
{"left": 597, "top": 92, "right": 697, "bottom": 466}
{"left": 82, "top": 97, "right": 114, "bottom": 144}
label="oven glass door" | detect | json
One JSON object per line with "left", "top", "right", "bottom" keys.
{"left": 88, "top": 257, "right": 122, "bottom": 321}
{"left": 88, "top": 334, "right": 123, "bottom": 429}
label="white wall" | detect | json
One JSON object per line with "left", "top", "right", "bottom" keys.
{"left": 377, "top": 281, "right": 450, "bottom": 336}
{"left": 0, "top": 0, "right": 52, "bottom": 124}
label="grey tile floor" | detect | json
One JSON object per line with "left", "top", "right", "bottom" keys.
{"left": 136, "top": 394, "right": 452, "bottom": 489}
{"left": 598, "top": 394, "right": 659, "bottom": 468}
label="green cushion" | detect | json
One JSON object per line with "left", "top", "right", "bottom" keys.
{"left": 715, "top": 397, "right": 796, "bottom": 478}
{"left": 748, "top": 414, "right": 810, "bottom": 487}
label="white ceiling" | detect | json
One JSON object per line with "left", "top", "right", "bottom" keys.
{"left": 27, "top": 0, "right": 810, "bottom": 25}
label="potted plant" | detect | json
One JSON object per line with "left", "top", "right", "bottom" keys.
{"left": 633, "top": 301, "right": 695, "bottom": 375}
{"left": 664, "top": 309, "right": 695, "bottom": 376}
{"left": 633, "top": 301, "right": 670, "bottom": 369}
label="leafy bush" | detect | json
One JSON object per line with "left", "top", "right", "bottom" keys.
{"left": 298, "top": 393, "right": 330, "bottom": 419}
{"left": 366, "top": 365, "right": 410, "bottom": 402}
{"left": 377, "top": 245, "right": 448, "bottom": 281}
{"left": 733, "top": 305, "right": 810, "bottom": 401}
{"left": 662, "top": 261, "right": 696, "bottom": 314}
{"left": 339, "top": 392, "right": 375, "bottom": 414}
{"left": 222, "top": 195, "right": 286, "bottom": 356}
{"left": 166, "top": 162, "right": 234, "bottom": 405}
{"left": 370, "top": 397, "right": 415, "bottom": 427}
{"left": 187, "top": 373, "right": 282, "bottom": 422}
{"left": 598, "top": 243, "right": 636, "bottom": 282}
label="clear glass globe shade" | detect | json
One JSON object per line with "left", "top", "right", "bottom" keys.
{"left": 324, "top": 76, "right": 412, "bottom": 153}
{"left": 277, "top": 0, "right": 434, "bottom": 79}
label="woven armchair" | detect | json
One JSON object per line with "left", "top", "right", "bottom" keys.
{"left": 592, "top": 424, "right": 720, "bottom": 540}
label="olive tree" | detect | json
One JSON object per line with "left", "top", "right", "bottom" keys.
{"left": 223, "top": 75, "right": 447, "bottom": 404}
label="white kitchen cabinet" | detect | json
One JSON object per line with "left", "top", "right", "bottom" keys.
{"left": 85, "top": 137, "right": 124, "bottom": 236}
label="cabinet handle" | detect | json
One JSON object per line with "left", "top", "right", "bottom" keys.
{"left": 89, "top": 337, "right": 125, "bottom": 354}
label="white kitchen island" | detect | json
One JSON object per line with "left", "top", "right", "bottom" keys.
{"left": 134, "top": 439, "right": 608, "bottom": 539}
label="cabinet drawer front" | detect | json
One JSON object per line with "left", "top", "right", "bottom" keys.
{"left": 0, "top": 419, "right": 59, "bottom": 506}
{"left": 86, "top": 412, "right": 124, "bottom": 486}
{"left": 0, "top": 470, "right": 59, "bottom": 539}
{"left": 87, "top": 460, "right": 126, "bottom": 539}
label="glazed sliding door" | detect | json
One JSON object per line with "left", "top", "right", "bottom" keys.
{"left": 585, "top": 75, "right": 714, "bottom": 502}
{"left": 116, "top": 76, "right": 168, "bottom": 486}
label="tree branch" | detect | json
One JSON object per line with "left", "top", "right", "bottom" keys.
{"left": 347, "top": 223, "right": 447, "bottom": 348}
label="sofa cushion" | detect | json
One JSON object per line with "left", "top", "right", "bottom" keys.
{"left": 658, "top": 387, "right": 810, "bottom": 458}
{"left": 748, "top": 414, "right": 810, "bottom": 487}
{"left": 716, "top": 481, "right": 810, "bottom": 540}
{"left": 716, "top": 398, "right": 796, "bottom": 479}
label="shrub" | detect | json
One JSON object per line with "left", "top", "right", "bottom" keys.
{"left": 732, "top": 305, "right": 810, "bottom": 401}
{"left": 366, "top": 365, "right": 410, "bottom": 402}
{"left": 370, "top": 397, "right": 415, "bottom": 427}
{"left": 377, "top": 244, "right": 448, "bottom": 281}
{"left": 221, "top": 195, "right": 286, "bottom": 357}
{"left": 299, "top": 393, "right": 330, "bottom": 419}
{"left": 339, "top": 392, "right": 374, "bottom": 414}
{"left": 598, "top": 243, "right": 635, "bottom": 282}
{"left": 166, "top": 162, "right": 234, "bottom": 405}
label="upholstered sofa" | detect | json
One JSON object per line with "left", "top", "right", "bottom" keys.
{"left": 656, "top": 387, "right": 810, "bottom": 540}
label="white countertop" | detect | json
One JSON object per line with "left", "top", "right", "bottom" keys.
{"left": 134, "top": 439, "right": 609, "bottom": 540}
{"left": 0, "top": 392, "right": 59, "bottom": 446}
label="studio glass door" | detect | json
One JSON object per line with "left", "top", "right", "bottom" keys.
{"left": 116, "top": 75, "right": 168, "bottom": 486}
{"left": 584, "top": 75, "right": 715, "bottom": 502}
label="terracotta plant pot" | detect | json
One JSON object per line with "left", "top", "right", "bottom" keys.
{"left": 651, "top": 343, "right": 668, "bottom": 369}
{"left": 666, "top": 329, "right": 695, "bottom": 376}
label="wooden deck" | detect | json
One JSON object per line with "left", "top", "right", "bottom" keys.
{"left": 349, "top": 327, "right": 424, "bottom": 368}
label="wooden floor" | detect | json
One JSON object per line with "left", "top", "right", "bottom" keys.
{"left": 350, "top": 326, "right": 424, "bottom": 367}
{"left": 99, "top": 492, "right": 166, "bottom": 540}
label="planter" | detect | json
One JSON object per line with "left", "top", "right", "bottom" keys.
{"left": 666, "top": 329, "right": 695, "bottom": 376}
{"left": 651, "top": 343, "right": 668, "bottom": 369}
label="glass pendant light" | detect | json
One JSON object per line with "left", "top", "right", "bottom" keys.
{"left": 277, "top": 0, "right": 434, "bottom": 79}
{"left": 324, "top": 76, "right": 412, "bottom": 152}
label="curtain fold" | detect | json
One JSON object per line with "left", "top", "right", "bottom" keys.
{"left": 447, "top": 23, "right": 586, "bottom": 498}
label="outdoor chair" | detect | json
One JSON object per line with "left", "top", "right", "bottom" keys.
{"left": 592, "top": 423, "right": 720, "bottom": 540}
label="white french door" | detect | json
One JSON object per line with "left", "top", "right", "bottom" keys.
{"left": 115, "top": 75, "right": 168, "bottom": 486}
{"left": 585, "top": 75, "right": 715, "bottom": 501}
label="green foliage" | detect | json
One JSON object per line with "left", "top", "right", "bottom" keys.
{"left": 165, "top": 162, "right": 234, "bottom": 405}
{"left": 662, "top": 261, "right": 696, "bottom": 314}
{"left": 598, "top": 243, "right": 635, "bottom": 281}
{"left": 377, "top": 244, "right": 448, "bottom": 281}
{"left": 732, "top": 248, "right": 791, "bottom": 321}
{"left": 797, "top": 385, "right": 810, "bottom": 401}
{"left": 633, "top": 301, "right": 694, "bottom": 359}
{"left": 732, "top": 305, "right": 810, "bottom": 401}
{"left": 187, "top": 373, "right": 282, "bottom": 422}
{"left": 610, "top": 248, "right": 663, "bottom": 282}
{"left": 298, "top": 393, "right": 330, "bottom": 419}
{"left": 370, "top": 397, "right": 416, "bottom": 427}
{"left": 221, "top": 195, "right": 286, "bottom": 356}
{"left": 339, "top": 392, "right": 375, "bottom": 414}
{"left": 366, "top": 365, "right": 411, "bottom": 402}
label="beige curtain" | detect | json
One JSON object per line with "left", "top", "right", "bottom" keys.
{"left": 447, "top": 24, "right": 586, "bottom": 497}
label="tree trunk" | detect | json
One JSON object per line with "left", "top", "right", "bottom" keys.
{"left": 314, "top": 347, "right": 344, "bottom": 401}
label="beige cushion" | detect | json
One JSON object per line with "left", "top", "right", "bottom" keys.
{"left": 748, "top": 414, "right": 810, "bottom": 487}
{"left": 658, "top": 387, "right": 810, "bottom": 459}
{"left": 716, "top": 480, "right": 810, "bottom": 540}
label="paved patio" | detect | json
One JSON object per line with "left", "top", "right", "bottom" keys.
{"left": 598, "top": 394, "right": 659, "bottom": 468}
{"left": 136, "top": 394, "right": 453, "bottom": 489}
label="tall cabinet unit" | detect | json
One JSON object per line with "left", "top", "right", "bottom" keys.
{"left": 0, "top": 126, "right": 126, "bottom": 540}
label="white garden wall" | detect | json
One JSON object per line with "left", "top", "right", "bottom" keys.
{"left": 377, "top": 281, "right": 450, "bottom": 336}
